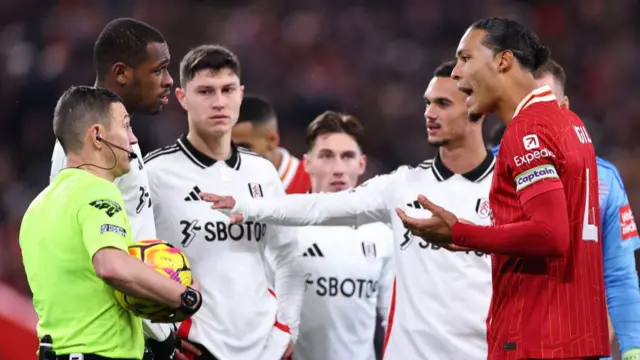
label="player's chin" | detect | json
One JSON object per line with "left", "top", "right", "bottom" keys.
{"left": 141, "top": 102, "right": 163, "bottom": 115}
{"left": 427, "top": 138, "right": 446, "bottom": 148}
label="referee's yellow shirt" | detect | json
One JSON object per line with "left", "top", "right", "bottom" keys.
{"left": 20, "top": 169, "right": 144, "bottom": 359}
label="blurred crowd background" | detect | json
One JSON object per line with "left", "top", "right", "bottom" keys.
{"left": 0, "top": 0, "right": 639, "bottom": 315}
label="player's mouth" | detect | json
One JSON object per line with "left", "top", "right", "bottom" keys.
{"left": 208, "top": 114, "right": 230, "bottom": 124}
{"left": 427, "top": 123, "right": 441, "bottom": 135}
{"left": 459, "top": 86, "right": 474, "bottom": 105}
{"left": 159, "top": 92, "right": 170, "bottom": 105}
{"left": 330, "top": 181, "right": 348, "bottom": 190}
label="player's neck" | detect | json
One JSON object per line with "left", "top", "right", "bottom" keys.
{"left": 269, "top": 149, "right": 283, "bottom": 170}
{"left": 66, "top": 153, "right": 117, "bottom": 182}
{"left": 497, "top": 76, "right": 538, "bottom": 123}
{"left": 187, "top": 131, "right": 233, "bottom": 162}
{"left": 438, "top": 137, "right": 488, "bottom": 175}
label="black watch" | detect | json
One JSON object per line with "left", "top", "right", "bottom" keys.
{"left": 179, "top": 286, "right": 201, "bottom": 315}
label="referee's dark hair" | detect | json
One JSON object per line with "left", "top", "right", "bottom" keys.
{"left": 471, "top": 17, "right": 550, "bottom": 71}
{"left": 305, "top": 111, "right": 365, "bottom": 152}
{"left": 94, "top": 18, "right": 166, "bottom": 82}
{"left": 180, "top": 45, "right": 241, "bottom": 88}
{"left": 53, "top": 86, "right": 123, "bottom": 154}
{"left": 238, "top": 95, "right": 277, "bottom": 126}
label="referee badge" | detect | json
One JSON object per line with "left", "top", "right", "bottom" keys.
{"left": 248, "top": 183, "right": 264, "bottom": 198}
{"left": 361, "top": 241, "right": 377, "bottom": 261}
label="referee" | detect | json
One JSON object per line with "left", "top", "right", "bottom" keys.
{"left": 20, "top": 86, "right": 202, "bottom": 360}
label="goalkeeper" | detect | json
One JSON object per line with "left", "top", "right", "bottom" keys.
{"left": 20, "top": 86, "right": 202, "bottom": 360}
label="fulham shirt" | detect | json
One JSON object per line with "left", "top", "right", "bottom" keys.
{"left": 230, "top": 151, "right": 496, "bottom": 360}
{"left": 144, "top": 135, "right": 304, "bottom": 360}
{"left": 295, "top": 223, "right": 394, "bottom": 360}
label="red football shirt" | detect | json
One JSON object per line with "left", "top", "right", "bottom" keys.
{"left": 488, "top": 86, "right": 609, "bottom": 359}
{"left": 277, "top": 147, "right": 312, "bottom": 194}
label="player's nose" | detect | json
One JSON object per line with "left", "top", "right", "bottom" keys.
{"left": 451, "top": 62, "right": 463, "bottom": 81}
{"left": 162, "top": 72, "right": 174, "bottom": 88}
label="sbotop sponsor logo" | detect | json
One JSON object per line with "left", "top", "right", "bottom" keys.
{"left": 513, "top": 148, "right": 556, "bottom": 167}
{"left": 515, "top": 165, "right": 558, "bottom": 191}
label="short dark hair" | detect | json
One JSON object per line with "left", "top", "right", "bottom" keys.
{"left": 305, "top": 111, "right": 365, "bottom": 151}
{"left": 433, "top": 60, "right": 457, "bottom": 78}
{"left": 93, "top": 18, "right": 166, "bottom": 81}
{"left": 471, "top": 17, "right": 550, "bottom": 71}
{"left": 53, "top": 86, "right": 123, "bottom": 154}
{"left": 179, "top": 45, "right": 241, "bottom": 87}
{"left": 532, "top": 59, "right": 566, "bottom": 88}
{"left": 238, "top": 95, "right": 276, "bottom": 125}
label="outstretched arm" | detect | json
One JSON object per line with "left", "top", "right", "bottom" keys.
{"left": 203, "top": 171, "right": 398, "bottom": 227}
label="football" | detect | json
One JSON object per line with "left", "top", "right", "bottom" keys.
{"left": 114, "top": 239, "right": 192, "bottom": 321}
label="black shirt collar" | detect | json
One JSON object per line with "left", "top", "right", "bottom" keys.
{"left": 177, "top": 134, "right": 241, "bottom": 170}
{"left": 431, "top": 150, "right": 495, "bottom": 182}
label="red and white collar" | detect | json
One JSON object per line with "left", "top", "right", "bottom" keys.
{"left": 277, "top": 147, "right": 300, "bottom": 186}
{"left": 512, "top": 85, "right": 557, "bottom": 118}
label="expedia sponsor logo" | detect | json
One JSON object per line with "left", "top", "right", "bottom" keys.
{"left": 513, "top": 148, "right": 555, "bottom": 167}
{"left": 514, "top": 165, "right": 558, "bottom": 191}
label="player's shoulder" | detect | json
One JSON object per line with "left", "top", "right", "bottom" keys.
{"left": 237, "top": 146, "right": 272, "bottom": 168}
{"left": 143, "top": 142, "right": 181, "bottom": 167}
{"left": 596, "top": 156, "right": 626, "bottom": 189}
{"left": 236, "top": 146, "right": 281, "bottom": 179}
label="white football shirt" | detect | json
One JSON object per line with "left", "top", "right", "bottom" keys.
{"left": 295, "top": 223, "right": 394, "bottom": 360}
{"left": 230, "top": 151, "right": 496, "bottom": 360}
{"left": 50, "top": 140, "right": 157, "bottom": 241}
{"left": 144, "top": 135, "right": 305, "bottom": 360}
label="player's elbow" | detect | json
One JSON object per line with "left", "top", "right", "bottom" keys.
{"left": 93, "top": 247, "right": 130, "bottom": 284}
{"left": 542, "top": 225, "right": 570, "bottom": 257}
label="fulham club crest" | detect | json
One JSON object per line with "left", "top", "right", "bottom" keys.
{"left": 361, "top": 241, "right": 377, "bottom": 261}
{"left": 475, "top": 198, "right": 492, "bottom": 219}
{"left": 248, "top": 183, "right": 264, "bottom": 198}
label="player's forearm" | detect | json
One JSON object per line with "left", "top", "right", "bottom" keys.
{"left": 94, "top": 248, "right": 185, "bottom": 308}
{"left": 605, "top": 251, "right": 640, "bottom": 353}
{"left": 236, "top": 192, "right": 373, "bottom": 226}
{"left": 273, "top": 257, "right": 305, "bottom": 341}
{"left": 452, "top": 189, "right": 570, "bottom": 257}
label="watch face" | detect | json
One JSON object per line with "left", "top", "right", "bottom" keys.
{"left": 183, "top": 290, "right": 198, "bottom": 307}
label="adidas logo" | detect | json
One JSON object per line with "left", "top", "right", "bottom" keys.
{"left": 302, "top": 243, "right": 324, "bottom": 258}
{"left": 406, "top": 200, "right": 424, "bottom": 209}
{"left": 184, "top": 186, "right": 202, "bottom": 202}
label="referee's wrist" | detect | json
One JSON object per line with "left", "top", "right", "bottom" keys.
{"left": 178, "top": 286, "right": 202, "bottom": 316}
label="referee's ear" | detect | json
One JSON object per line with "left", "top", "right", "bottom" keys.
{"left": 175, "top": 87, "right": 187, "bottom": 111}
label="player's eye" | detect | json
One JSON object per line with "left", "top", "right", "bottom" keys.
{"left": 198, "top": 89, "right": 212, "bottom": 95}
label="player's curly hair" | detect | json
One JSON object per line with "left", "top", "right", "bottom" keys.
{"left": 93, "top": 18, "right": 166, "bottom": 81}
{"left": 305, "top": 111, "right": 365, "bottom": 151}
{"left": 472, "top": 17, "right": 550, "bottom": 71}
